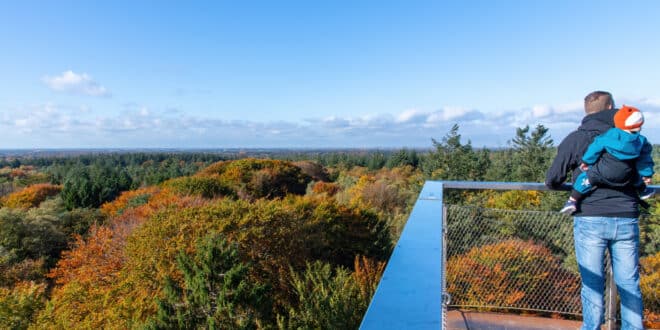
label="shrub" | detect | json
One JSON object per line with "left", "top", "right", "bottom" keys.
{"left": 311, "top": 181, "right": 340, "bottom": 196}
{"left": 100, "top": 186, "right": 160, "bottom": 217}
{"left": 347, "top": 175, "right": 406, "bottom": 214}
{"left": 0, "top": 208, "right": 67, "bottom": 267}
{"left": 38, "top": 226, "right": 127, "bottom": 329}
{"left": 0, "top": 258, "right": 45, "bottom": 288}
{"left": 198, "top": 158, "right": 311, "bottom": 200}
{"left": 276, "top": 261, "right": 364, "bottom": 329}
{"left": 641, "top": 251, "right": 660, "bottom": 328}
{"left": 162, "top": 175, "right": 234, "bottom": 199}
{"left": 1, "top": 184, "right": 61, "bottom": 209}
{"left": 485, "top": 190, "right": 542, "bottom": 210}
{"left": 446, "top": 239, "right": 580, "bottom": 314}
{"left": 59, "top": 208, "right": 107, "bottom": 238}
{"left": 115, "top": 195, "right": 390, "bottom": 324}
{"left": 293, "top": 161, "right": 330, "bottom": 182}
{"left": 0, "top": 281, "right": 46, "bottom": 329}
{"left": 146, "top": 234, "right": 269, "bottom": 329}
{"left": 277, "top": 256, "right": 383, "bottom": 329}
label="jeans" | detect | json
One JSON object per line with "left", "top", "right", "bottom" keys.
{"left": 573, "top": 216, "right": 644, "bottom": 330}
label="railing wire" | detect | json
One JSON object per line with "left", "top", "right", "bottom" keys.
{"left": 444, "top": 204, "right": 659, "bottom": 322}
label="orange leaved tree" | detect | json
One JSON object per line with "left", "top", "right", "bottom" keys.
{"left": 1, "top": 183, "right": 61, "bottom": 209}
{"left": 446, "top": 239, "right": 580, "bottom": 315}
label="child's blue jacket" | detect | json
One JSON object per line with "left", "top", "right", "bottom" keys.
{"left": 582, "top": 127, "right": 654, "bottom": 178}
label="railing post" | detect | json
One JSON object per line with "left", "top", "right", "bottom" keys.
{"left": 442, "top": 204, "right": 448, "bottom": 330}
{"left": 606, "top": 263, "right": 617, "bottom": 330}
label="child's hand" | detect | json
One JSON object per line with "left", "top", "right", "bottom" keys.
{"left": 643, "top": 177, "right": 652, "bottom": 185}
{"left": 579, "top": 163, "right": 589, "bottom": 171}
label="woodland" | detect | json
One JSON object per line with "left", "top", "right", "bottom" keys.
{"left": 0, "top": 124, "right": 658, "bottom": 329}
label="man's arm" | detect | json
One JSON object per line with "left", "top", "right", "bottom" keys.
{"left": 546, "top": 134, "right": 577, "bottom": 189}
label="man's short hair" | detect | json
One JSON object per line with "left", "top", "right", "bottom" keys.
{"left": 584, "top": 91, "right": 614, "bottom": 114}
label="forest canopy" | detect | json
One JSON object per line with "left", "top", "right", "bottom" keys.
{"left": 0, "top": 124, "right": 658, "bottom": 329}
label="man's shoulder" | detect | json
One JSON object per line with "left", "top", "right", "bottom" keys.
{"left": 560, "top": 129, "right": 596, "bottom": 147}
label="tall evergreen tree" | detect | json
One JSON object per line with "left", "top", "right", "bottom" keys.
{"left": 61, "top": 164, "right": 132, "bottom": 209}
{"left": 422, "top": 124, "right": 490, "bottom": 181}
{"left": 509, "top": 125, "right": 554, "bottom": 182}
{"left": 148, "top": 234, "right": 269, "bottom": 330}
{"left": 386, "top": 148, "right": 419, "bottom": 169}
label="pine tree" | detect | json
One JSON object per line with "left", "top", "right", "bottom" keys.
{"left": 148, "top": 234, "right": 269, "bottom": 329}
{"left": 509, "top": 125, "right": 554, "bottom": 182}
{"left": 422, "top": 124, "right": 490, "bottom": 181}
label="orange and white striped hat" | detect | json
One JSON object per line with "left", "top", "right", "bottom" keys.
{"left": 614, "top": 105, "right": 644, "bottom": 132}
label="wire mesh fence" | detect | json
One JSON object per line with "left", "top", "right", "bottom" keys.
{"left": 444, "top": 204, "right": 660, "bottom": 323}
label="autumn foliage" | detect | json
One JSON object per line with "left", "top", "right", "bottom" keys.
{"left": 38, "top": 226, "right": 126, "bottom": 328}
{"left": 292, "top": 160, "right": 331, "bottom": 182}
{"left": 641, "top": 251, "right": 660, "bottom": 328}
{"left": 99, "top": 186, "right": 160, "bottom": 217}
{"left": 0, "top": 142, "right": 657, "bottom": 328}
{"left": 447, "top": 239, "right": 581, "bottom": 313}
{"left": 161, "top": 175, "right": 234, "bottom": 199}
{"left": 311, "top": 181, "right": 340, "bottom": 196}
{"left": 111, "top": 195, "right": 391, "bottom": 324}
{"left": 38, "top": 194, "right": 391, "bottom": 327}
{"left": 197, "top": 158, "right": 311, "bottom": 199}
{"left": 1, "top": 184, "right": 61, "bottom": 209}
{"left": 485, "top": 190, "right": 542, "bottom": 210}
{"left": 0, "top": 281, "right": 46, "bottom": 329}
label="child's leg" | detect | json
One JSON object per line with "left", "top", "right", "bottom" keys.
{"left": 573, "top": 172, "right": 594, "bottom": 196}
{"left": 570, "top": 189, "right": 584, "bottom": 202}
{"left": 560, "top": 172, "right": 593, "bottom": 214}
{"left": 561, "top": 172, "right": 593, "bottom": 214}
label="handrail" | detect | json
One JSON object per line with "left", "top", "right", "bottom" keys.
{"left": 440, "top": 181, "right": 570, "bottom": 191}
{"left": 360, "top": 181, "right": 444, "bottom": 329}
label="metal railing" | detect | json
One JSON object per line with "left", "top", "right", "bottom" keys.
{"left": 361, "top": 181, "right": 659, "bottom": 330}
{"left": 445, "top": 204, "right": 580, "bottom": 315}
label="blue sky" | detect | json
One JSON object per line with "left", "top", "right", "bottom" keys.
{"left": 1, "top": 1, "right": 660, "bottom": 149}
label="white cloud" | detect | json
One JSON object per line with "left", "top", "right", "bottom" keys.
{"left": 532, "top": 105, "right": 552, "bottom": 118}
{"left": 42, "top": 70, "right": 110, "bottom": 97}
{"left": 442, "top": 106, "right": 472, "bottom": 121}
{"left": 3, "top": 97, "right": 660, "bottom": 148}
{"left": 555, "top": 101, "right": 582, "bottom": 114}
{"left": 643, "top": 98, "right": 660, "bottom": 107}
{"left": 396, "top": 109, "right": 424, "bottom": 123}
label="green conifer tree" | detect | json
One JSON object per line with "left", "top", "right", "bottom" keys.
{"left": 147, "top": 234, "right": 269, "bottom": 330}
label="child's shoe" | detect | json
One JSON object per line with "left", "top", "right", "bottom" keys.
{"left": 560, "top": 200, "right": 577, "bottom": 215}
{"left": 640, "top": 187, "right": 655, "bottom": 200}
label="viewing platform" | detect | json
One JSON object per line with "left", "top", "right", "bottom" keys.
{"left": 360, "top": 181, "right": 659, "bottom": 330}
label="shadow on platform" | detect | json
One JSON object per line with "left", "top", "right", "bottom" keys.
{"left": 446, "top": 310, "right": 581, "bottom": 330}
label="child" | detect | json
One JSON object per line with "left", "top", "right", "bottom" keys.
{"left": 561, "top": 105, "right": 654, "bottom": 214}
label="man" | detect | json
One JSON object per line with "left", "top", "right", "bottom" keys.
{"left": 546, "top": 91, "right": 644, "bottom": 330}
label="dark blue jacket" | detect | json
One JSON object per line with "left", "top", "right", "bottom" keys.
{"left": 545, "top": 109, "right": 640, "bottom": 218}
{"left": 582, "top": 127, "right": 654, "bottom": 186}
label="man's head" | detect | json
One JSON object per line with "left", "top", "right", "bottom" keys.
{"left": 614, "top": 105, "right": 644, "bottom": 132}
{"left": 584, "top": 91, "right": 614, "bottom": 114}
